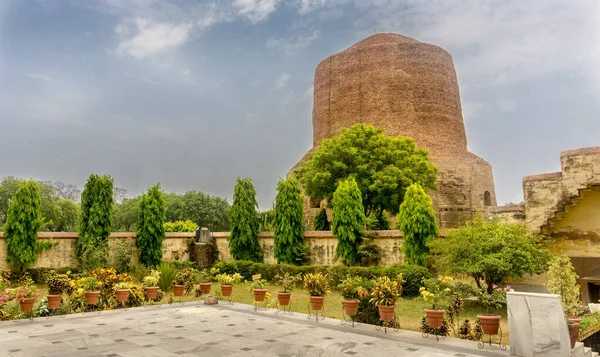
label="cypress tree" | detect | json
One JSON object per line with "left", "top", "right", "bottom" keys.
{"left": 396, "top": 183, "right": 438, "bottom": 266}
{"left": 332, "top": 178, "right": 365, "bottom": 265}
{"left": 228, "top": 178, "right": 263, "bottom": 262}
{"left": 274, "top": 177, "right": 305, "bottom": 264}
{"left": 77, "top": 174, "right": 114, "bottom": 267}
{"left": 313, "top": 208, "right": 330, "bottom": 231}
{"left": 5, "top": 180, "right": 41, "bottom": 271}
{"left": 137, "top": 183, "right": 166, "bottom": 267}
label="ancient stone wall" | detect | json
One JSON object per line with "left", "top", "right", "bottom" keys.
{"left": 0, "top": 232, "right": 193, "bottom": 270}
{"left": 214, "top": 231, "right": 405, "bottom": 266}
{"left": 295, "top": 33, "right": 497, "bottom": 229}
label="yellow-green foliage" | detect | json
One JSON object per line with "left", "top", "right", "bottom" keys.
{"left": 332, "top": 178, "right": 365, "bottom": 265}
{"left": 370, "top": 275, "right": 404, "bottom": 306}
{"left": 303, "top": 272, "right": 330, "bottom": 296}
{"left": 547, "top": 255, "right": 582, "bottom": 316}
{"left": 164, "top": 220, "right": 198, "bottom": 232}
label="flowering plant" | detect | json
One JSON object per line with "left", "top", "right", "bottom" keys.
{"left": 420, "top": 275, "right": 453, "bottom": 309}
{"left": 476, "top": 280, "right": 510, "bottom": 314}
{"left": 337, "top": 276, "right": 369, "bottom": 300}
{"left": 14, "top": 285, "right": 41, "bottom": 300}
{"left": 46, "top": 270, "right": 71, "bottom": 295}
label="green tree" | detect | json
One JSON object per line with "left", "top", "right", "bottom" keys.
{"left": 396, "top": 183, "right": 438, "bottom": 266}
{"left": 430, "top": 214, "right": 551, "bottom": 292}
{"left": 313, "top": 208, "right": 330, "bottom": 231}
{"left": 137, "top": 184, "right": 166, "bottom": 267}
{"left": 295, "top": 124, "right": 438, "bottom": 217}
{"left": 164, "top": 220, "right": 198, "bottom": 232}
{"left": 55, "top": 199, "right": 79, "bottom": 232}
{"left": 546, "top": 255, "right": 582, "bottom": 316}
{"left": 274, "top": 178, "right": 306, "bottom": 264}
{"left": 77, "top": 174, "right": 114, "bottom": 267}
{"left": 258, "top": 209, "right": 275, "bottom": 232}
{"left": 5, "top": 180, "right": 41, "bottom": 271}
{"left": 332, "top": 178, "right": 365, "bottom": 265}
{"left": 113, "top": 196, "right": 142, "bottom": 231}
{"left": 228, "top": 178, "right": 263, "bottom": 262}
{"left": 164, "top": 191, "right": 230, "bottom": 231}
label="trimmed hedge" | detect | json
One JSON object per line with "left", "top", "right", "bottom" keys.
{"left": 210, "top": 261, "right": 430, "bottom": 297}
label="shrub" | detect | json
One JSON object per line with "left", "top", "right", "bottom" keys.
{"left": 370, "top": 275, "right": 404, "bottom": 306}
{"left": 157, "top": 263, "right": 177, "bottom": 293}
{"left": 5, "top": 180, "right": 41, "bottom": 271}
{"left": 46, "top": 270, "right": 71, "bottom": 295}
{"left": 228, "top": 178, "right": 263, "bottom": 262}
{"left": 170, "top": 261, "right": 198, "bottom": 271}
{"left": 164, "top": 220, "right": 198, "bottom": 232}
{"left": 142, "top": 271, "right": 160, "bottom": 287}
{"left": 137, "top": 184, "right": 166, "bottom": 267}
{"left": 546, "top": 254, "right": 582, "bottom": 317}
{"left": 112, "top": 240, "right": 134, "bottom": 273}
{"left": 274, "top": 178, "right": 306, "bottom": 265}
{"left": 303, "top": 273, "right": 330, "bottom": 296}
{"left": 356, "top": 235, "right": 382, "bottom": 266}
{"left": 313, "top": 208, "right": 330, "bottom": 231}
{"left": 332, "top": 178, "right": 365, "bottom": 265}
{"left": 174, "top": 267, "right": 200, "bottom": 294}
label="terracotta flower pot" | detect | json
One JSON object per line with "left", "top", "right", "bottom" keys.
{"left": 19, "top": 297, "right": 35, "bottom": 312}
{"left": 199, "top": 283, "right": 212, "bottom": 295}
{"left": 277, "top": 292, "right": 292, "bottom": 306}
{"left": 342, "top": 299, "right": 359, "bottom": 317}
{"left": 253, "top": 289, "right": 267, "bottom": 302}
{"left": 309, "top": 296, "right": 325, "bottom": 311}
{"left": 477, "top": 315, "right": 501, "bottom": 335}
{"left": 116, "top": 289, "right": 130, "bottom": 303}
{"left": 145, "top": 286, "right": 159, "bottom": 300}
{"left": 221, "top": 285, "right": 233, "bottom": 297}
{"left": 378, "top": 305, "right": 396, "bottom": 321}
{"left": 173, "top": 285, "right": 184, "bottom": 297}
{"left": 568, "top": 316, "right": 582, "bottom": 324}
{"left": 85, "top": 291, "right": 100, "bottom": 305}
{"left": 47, "top": 294, "right": 61, "bottom": 309}
{"left": 424, "top": 309, "right": 445, "bottom": 328}
{"left": 568, "top": 322, "right": 580, "bottom": 349}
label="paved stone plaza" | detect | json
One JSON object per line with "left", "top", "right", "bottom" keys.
{"left": 0, "top": 301, "right": 509, "bottom": 357}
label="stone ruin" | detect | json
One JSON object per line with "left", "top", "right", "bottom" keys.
{"left": 294, "top": 33, "right": 497, "bottom": 228}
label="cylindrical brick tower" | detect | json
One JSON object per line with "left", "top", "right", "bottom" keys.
{"left": 296, "top": 33, "right": 497, "bottom": 228}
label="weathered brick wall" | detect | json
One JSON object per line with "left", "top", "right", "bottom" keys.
{"left": 0, "top": 232, "right": 193, "bottom": 270}
{"left": 214, "top": 231, "right": 406, "bottom": 266}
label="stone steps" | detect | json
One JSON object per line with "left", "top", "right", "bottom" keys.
{"left": 572, "top": 342, "right": 599, "bottom": 357}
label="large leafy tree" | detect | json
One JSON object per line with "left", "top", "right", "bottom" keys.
{"left": 55, "top": 199, "right": 79, "bottom": 232}
{"left": 296, "top": 124, "right": 437, "bottom": 217}
{"left": 137, "top": 184, "right": 166, "bottom": 267}
{"left": 77, "top": 174, "right": 114, "bottom": 266}
{"left": 5, "top": 180, "right": 41, "bottom": 271}
{"left": 396, "top": 183, "right": 438, "bottom": 266}
{"left": 313, "top": 208, "right": 330, "bottom": 231}
{"left": 164, "top": 191, "right": 230, "bottom": 231}
{"left": 332, "top": 178, "right": 365, "bottom": 265}
{"left": 113, "top": 196, "right": 143, "bottom": 231}
{"left": 274, "top": 178, "right": 305, "bottom": 264}
{"left": 431, "top": 214, "right": 551, "bottom": 292}
{"left": 228, "top": 178, "right": 263, "bottom": 262}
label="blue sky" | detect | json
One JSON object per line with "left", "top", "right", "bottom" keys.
{"left": 0, "top": 0, "right": 598, "bottom": 209}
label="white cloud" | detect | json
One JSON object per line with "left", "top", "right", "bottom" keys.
{"left": 115, "top": 18, "right": 191, "bottom": 60}
{"left": 25, "top": 72, "right": 53, "bottom": 82}
{"left": 233, "top": 0, "right": 278, "bottom": 23}
{"left": 266, "top": 30, "right": 319, "bottom": 54}
{"left": 299, "top": 0, "right": 346, "bottom": 15}
{"left": 275, "top": 73, "right": 291, "bottom": 89}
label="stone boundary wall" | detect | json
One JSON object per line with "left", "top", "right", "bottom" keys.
{"left": 213, "top": 230, "right": 406, "bottom": 266}
{"left": 0, "top": 231, "right": 407, "bottom": 269}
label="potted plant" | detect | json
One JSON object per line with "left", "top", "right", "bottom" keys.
{"left": 83, "top": 276, "right": 101, "bottom": 306}
{"left": 45, "top": 270, "right": 70, "bottom": 309}
{"left": 369, "top": 275, "right": 404, "bottom": 321}
{"left": 16, "top": 285, "right": 41, "bottom": 313}
{"left": 173, "top": 268, "right": 200, "bottom": 297}
{"left": 114, "top": 282, "right": 132, "bottom": 304}
{"left": 198, "top": 269, "right": 212, "bottom": 296}
{"left": 475, "top": 280, "right": 509, "bottom": 335}
{"left": 303, "top": 272, "right": 329, "bottom": 311}
{"left": 216, "top": 273, "right": 243, "bottom": 298}
{"left": 251, "top": 279, "right": 268, "bottom": 302}
{"left": 275, "top": 273, "right": 301, "bottom": 307}
{"left": 142, "top": 271, "right": 160, "bottom": 300}
{"left": 420, "top": 275, "right": 453, "bottom": 329}
{"left": 338, "top": 276, "right": 369, "bottom": 317}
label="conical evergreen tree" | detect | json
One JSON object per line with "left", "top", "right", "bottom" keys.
{"left": 332, "top": 178, "right": 365, "bottom": 265}
{"left": 77, "top": 174, "right": 114, "bottom": 268}
{"left": 5, "top": 180, "right": 41, "bottom": 271}
{"left": 228, "top": 178, "right": 263, "bottom": 262}
{"left": 313, "top": 208, "right": 330, "bottom": 231}
{"left": 137, "top": 183, "right": 166, "bottom": 267}
{"left": 396, "top": 183, "right": 438, "bottom": 266}
{"left": 274, "top": 178, "right": 305, "bottom": 264}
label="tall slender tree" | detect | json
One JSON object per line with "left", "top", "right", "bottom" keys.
{"left": 396, "top": 183, "right": 438, "bottom": 266}
{"left": 228, "top": 178, "right": 263, "bottom": 262}
{"left": 5, "top": 180, "right": 41, "bottom": 271}
{"left": 332, "top": 178, "right": 365, "bottom": 265}
{"left": 77, "top": 174, "right": 114, "bottom": 268}
{"left": 313, "top": 208, "right": 330, "bottom": 231}
{"left": 137, "top": 184, "right": 166, "bottom": 267}
{"left": 274, "top": 178, "right": 305, "bottom": 264}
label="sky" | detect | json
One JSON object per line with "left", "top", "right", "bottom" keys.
{"left": 0, "top": 0, "right": 598, "bottom": 209}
